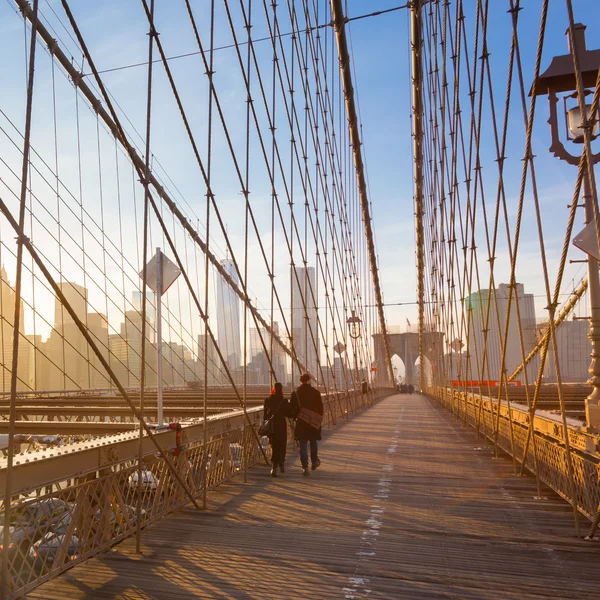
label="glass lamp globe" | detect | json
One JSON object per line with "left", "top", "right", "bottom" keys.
{"left": 567, "top": 103, "right": 599, "bottom": 141}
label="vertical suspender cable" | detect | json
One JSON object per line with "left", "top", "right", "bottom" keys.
{"left": 205, "top": 0, "right": 218, "bottom": 500}
{"left": 242, "top": 0, "right": 252, "bottom": 483}
{"left": 136, "top": 0, "right": 154, "bottom": 554}
{"left": 270, "top": 0, "right": 277, "bottom": 387}
{"left": 289, "top": 1, "right": 296, "bottom": 384}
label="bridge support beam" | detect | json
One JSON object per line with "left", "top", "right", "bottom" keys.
{"left": 330, "top": 0, "right": 394, "bottom": 387}
{"left": 410, "top": 0, "right": 426, "bottom": 392}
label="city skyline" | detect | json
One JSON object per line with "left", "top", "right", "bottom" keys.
{"left": 1, "top": 267, "right": 593, "bottom": 393}
{"left": 0, "top": 265, "right": 301, "bottom": 391}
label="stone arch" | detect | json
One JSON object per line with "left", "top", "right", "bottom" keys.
{"left": 372, "top": 331, "right": 443, "bottom": 387}
{"left": 415, "top": 355, "right": 433, "bottom": 387}
{"left": 391, "top": 353, "right": 405, "bottom": 384}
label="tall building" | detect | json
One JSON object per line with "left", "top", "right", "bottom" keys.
{"left": 197, "top": 333, "right": 219, "bottom": 385}
{"left": 291, "top": 266, "right": 319, "bottom": 379}
{"left": 249, "top": 327, "right": 264, "bottom": 361}
{"left": 271, "top": 322, "right": 289, "bottom": 384}
{"left": 332, "top": 356, "right": 348, "bottom": 390}
{"left": 248, "top": 322, "right": 288, "bottom": 384}
{"left": 537, "top": 319, "right": 591, "bottom": 383}
{"left": 41, "top": 282, "right": 113, "bottom": 390}
{"left": 87, "top": 312, "right": 110, "bottom": 388}
{"left": 28, "top": 334, "right": 50, "bottom": 391}
{"left": 54, "top": 282, "right": 87, "bottom": 330}
{"left": 443, "top": 351, "right": 468, "bottom": 382}
{"left": 216, "top": 259, "right": 241, "bottom": 371}
{"left": 246, "top": 351, "right": 270, "bottom": 385}
{"left": 110, "top": 307, "right": 157, "bottom": 389}
{"left": 41, "top": 281, "right": 88, "bottom": 390}
{"left": 131, "top": 290, "right": 156, "bottom": 333}
{"left": 464, "top": 283, "right": 538, "bottom": 383}
{"left": 0, "top": 266, "right": 30, "bottom": 392}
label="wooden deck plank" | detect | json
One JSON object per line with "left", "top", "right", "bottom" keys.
{"left": 30, "top": 394, "right": 598, "bottom": 599}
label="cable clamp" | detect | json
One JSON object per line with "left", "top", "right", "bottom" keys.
{"left": 71, "top": 71, "right": 84, "bottom": 88}
{"left": 18, "top": 1, "right": 32, "bottom": 17}
{"left": 47, "top": 38, "right": 58, "bottom": 56}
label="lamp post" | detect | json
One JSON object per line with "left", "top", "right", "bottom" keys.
{"left": 532, "top": 23, "right": 600, "bottom": 419}
{"left": 347, "top": 309, "right": 362, "bottom": 389}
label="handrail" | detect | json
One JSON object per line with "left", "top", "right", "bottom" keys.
{"left": 0, "top": 388, "right": 393, "bottom": 600}
{"left": 429, "top": 386, "right": 600, "bottom": 525}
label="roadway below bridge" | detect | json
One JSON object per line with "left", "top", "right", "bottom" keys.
{"left": 32, "top": 394, "right": 597, "bottom": 599}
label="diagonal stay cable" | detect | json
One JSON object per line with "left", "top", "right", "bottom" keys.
{"left": 15, "top": 0, "right": 304, "bottom": 379}
{"left": 138, "top": 0, "right": 307, "bottom": 381}
{"left": 56, "top": 0, "right": 269, "bottom": 464}
{"left": 0, "top": 190, "right": 202, "bottom": 510}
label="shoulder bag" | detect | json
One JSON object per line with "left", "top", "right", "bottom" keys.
{"left": 258, "top": 397, "right": 286, "bottom": 437}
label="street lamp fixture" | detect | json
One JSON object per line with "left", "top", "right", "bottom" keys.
{"left": 531, "top": 23, "right": 600, "bottom": 165}
{"left": 346, "top": 310, "right": 362, "bottom": 340}
{"left": 531, "top": 22, "right": 600, "bottom": 417}
{"left": 346, "top": 309, "right": 363, "bottom": 389}
{"left": 565, "top": 92, "right": 599, "bottom": 143}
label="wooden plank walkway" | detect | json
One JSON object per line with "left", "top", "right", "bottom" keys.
{"left": 31, "top": 394, "right": 598, "bottom": 599}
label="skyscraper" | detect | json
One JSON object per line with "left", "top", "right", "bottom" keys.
{"left": 54, "top": 282, "right": 87, "bottom": 330}
{"left": 464, "top": 283, "right": 538, "bottom": 383}
{"left": 198, "top": 333, "right": 219, "bottom": 385}
{"left": 247, "top": 323, "right": 288, "bottom": 384}
{"left": 291, "top": 266, "right": 319, "bottom": 379}
{"left": 87, "top": 312, "right": 110, "bottom": 388}
{"left": 0, "top": 266, "right": 30, "bottom": 391}
{"left": 110, "top": 308, "right": 157, "bottom": 388}
{"left": 216, "top": 259, "right": 241, "bottom": 371}
{"left": 45, "top": 281, "right": 90, "bottom": 390}
{"left": 161, "top": 341, "right": 195, "bottom": 387}
{"left": 269, "top": 322, "right": 288, "bottom": 384}
{"left": 131, "top": 290, "right": 156, "bottom": 334}
{"left": 537, "top": 319, "right": 591, "bottom": 383}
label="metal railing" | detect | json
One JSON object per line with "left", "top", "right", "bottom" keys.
{"left": 0, "top": 387, "right": 392, "bottom": 599}
{"left": 429, "top": 387, "right": 600, "bottom": 525}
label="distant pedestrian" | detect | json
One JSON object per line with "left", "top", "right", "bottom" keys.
{"left": 263, "top": 382, "right": 289, "bottom": 477}
{"left": 290, "top": 373, "right": 323, "bottom": 476}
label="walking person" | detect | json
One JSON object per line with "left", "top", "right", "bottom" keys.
{"left": 263, "top": 382, "right": 289, "bottom": 477}
{"left": 290, "top": 373, "right": 324, "bottom": 476}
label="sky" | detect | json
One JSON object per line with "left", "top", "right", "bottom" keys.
{"left": 345, "top": 0, "right": 600, "bottom": 329}
{"left": 0, "top": 0, "right": 600, "bottom": 375}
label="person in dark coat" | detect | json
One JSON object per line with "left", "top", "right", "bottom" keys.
{"left": 290, "top": 373, "right": 324, "bottom": 476}
{"left": 263, "top": 382, "right": 288, "bottom": 477}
